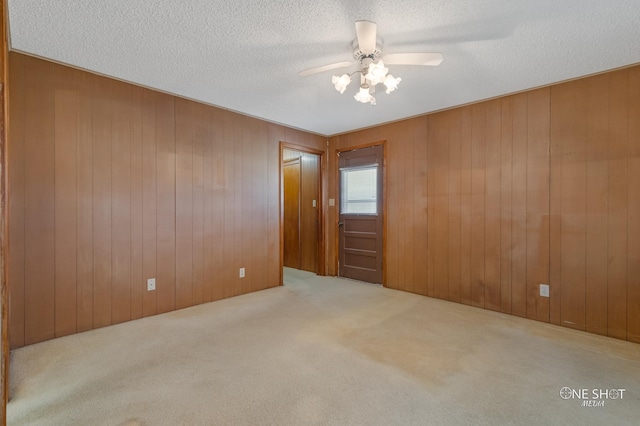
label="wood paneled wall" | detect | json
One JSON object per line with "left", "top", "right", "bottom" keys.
{"left": 7, "top": 53, "right": 326, "bottom": 348}
{"left": 550, "top": 67, "right": 640, "bottom": 341}
{"left": 329, "top": 66, "right": 640, "bottom": 343}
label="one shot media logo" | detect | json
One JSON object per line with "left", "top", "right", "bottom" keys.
{"left": 560, "top": 387, "right": 626, "bottom": 407}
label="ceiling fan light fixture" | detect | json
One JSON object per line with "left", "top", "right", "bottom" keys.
{"left": 365, "top": 60, "right": 388, "bottom": 86}
{"left": 332, "top": 73, "right": 351, "bottom": 94}
{"left": 298, "top": 20, "right": 442, "bottom": 106}
{"left": 383, "top": 74, "right": 401, "bottom": 94}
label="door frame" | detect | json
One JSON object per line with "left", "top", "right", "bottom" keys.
{"left": 279, "top": 141, "right": 325, "bottom": 284}
{"left": 1, "top": 0, "right": 9, "bottom": 416}
{"left": 335, "top": 140, "right": 387, "bottom": 286}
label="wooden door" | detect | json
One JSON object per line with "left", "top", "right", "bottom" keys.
{"left": 282, "top": 149, "right": 320, "bottom": 273}
{"left": 338, "top": 145, "right": 384, "bottom": 283}
{"left": 283, "top": 158, "right": 301, "bottom": 268}
{"left": 300, "top": 153, "right": 319, "bottom": 272}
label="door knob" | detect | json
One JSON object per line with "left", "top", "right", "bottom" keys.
{"left": 338, "top": 221, "right": 344, "bottom": 227}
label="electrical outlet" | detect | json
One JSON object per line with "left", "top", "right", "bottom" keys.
{"left": 147, "top": 278, "right": 156, "bottom": 291}
{"left": 540, "top": 284, "right": 549, "bottom": 298}
{"left": 239, "top": 268, "right": 245, "bottom": 278}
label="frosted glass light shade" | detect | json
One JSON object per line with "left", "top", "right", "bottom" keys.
{"left": 332, "top": 74, "right": 351, "bottom": 94}
{"left": 383, "top": 75, "right": 401, "bottom": 94}
{"left": 365, "top": 60, "right": 388, "bottom": 86}
{"left": 354, "top": 86, "right": 373, "bottom": 103}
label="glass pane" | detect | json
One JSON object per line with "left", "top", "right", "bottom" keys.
{"left": 341, "top": 167, "right": 377, "bottom": 214}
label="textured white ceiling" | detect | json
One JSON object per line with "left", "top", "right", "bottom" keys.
{"left": 8, "top": 1, "right": 640, "bottom": 136}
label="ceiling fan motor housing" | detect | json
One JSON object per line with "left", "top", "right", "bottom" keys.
{"left": 352, "top": 37, "right": 383, "bottom": 63}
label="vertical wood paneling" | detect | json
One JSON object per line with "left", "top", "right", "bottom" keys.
{"left": 211, "top": 108, "right": 226, "bottom": 301}
{"left": 175, "top": 99, "right": 194, "bottom": 309}
{"left": 448, "top": 111, "right": 462, "bottom": 303}
{"left": 484, "top": 100, "right": 502, "bottom": 311}
{"left": 427, "top": 115, "right": 448, "bottom": 299}
{"left": 548, "top": 140, "right": 562, "bottom": 326}
{"left": 386, "top": 126, "right": 400, "bottom": 290}
{"left": 76, "top": 70, "right": 94, "bottom": 332}
{"left": 233, "top": 119, "right": 244, "bottom": 296}
{"left": 400, "top": 122, "right": 415, "bottom": 292}
{"left": 247, "top": 120, "right": 259, "bottom": 290}
{"left": 459, "top": 108, "right": 473, "bottom": 305}
{"left": 24, "top": 57, "right": 56, "bottom": 344}
{"left": 141, "top": 89, "right": 157, "bottom": 318}
{"left": 254, "top": 118, "right": 267, "bottom": 281}
{"left": 241, "top": 117, "right": 255, "bottom": 294}
{"left": 130, "top": 87, "right": 144, "bottom": 320}
{"left": 191, "top": 103, "right": 206, "bottom": 305}
{"left": 628, "top": 67, "right": 640, "bottom": 343}
{"left": 526, "top": 89, "right": 550, "bottom": 322}
{"left": 91, "top": 76, "right": 113, "bottom": 329}
{"left": 223, "top": 111, "right": 237, "bottom": 298}
{"left": 585, "top": 75, "right": 609, "bottom": 335}
{"left": 248, "top": 122, "right": 259, "bottom": 289}
{"left": 412, "top": 118, "right": 429, "bottom": 296}
{"left": 607, "top": 71, "right": 628, "bottom": 339}
{"left": 470, "top": 104, "right": 486, "bottom": 308}
{"left": 500, "top": 97, "right": 513, "bottom": 314}
{"left": 8, "top": 53, "right": 25, "bottom": 347}
{"left": 111, "top": 81, "right": 132, "bottom": 325}
{"left": 201, "top": 107, "right": 214, "bottom": 303}
{"left": 155, "top": 94, "right": 176, "bottom": 314}
{"left": 254, "top": 120, "right": 269, "bottom": 291}
{"left": 53, "top": 64, "right": 78, "bottom": 337}
{"left": 267, "top": 123, "right": 283, "bottom": 287}
{"left": 558, "top": 80, "right": 588, "bottom": 330}
{"left": 230, "top": 117, "right": 245, "bottom": 296}
{"left": 511, "top": 93, "right": 528, "bottom": 317}
{"left": 435, "top": 116, "right": 449, "bottom": 300}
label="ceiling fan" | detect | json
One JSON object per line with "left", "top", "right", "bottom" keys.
{"left": 299, "top": 21, "right": 443, "bottom": 105}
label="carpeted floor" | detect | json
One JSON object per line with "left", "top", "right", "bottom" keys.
{"left": 7, "top": 268, "right": 640, "bottom": 425}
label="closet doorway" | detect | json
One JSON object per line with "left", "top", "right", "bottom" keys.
{"left": 281, "top": 143, "right": 323, "bottom": 275}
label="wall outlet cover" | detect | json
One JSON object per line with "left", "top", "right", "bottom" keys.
{"left": 540, "top": 284, "right": 549, "bottom": 298}
{"left": 147, "top": 278, "right": 156, "bottom": 291}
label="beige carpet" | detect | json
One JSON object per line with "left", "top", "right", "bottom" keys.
{"left": 7, "top": 268, "right": 640, "bottom": 425}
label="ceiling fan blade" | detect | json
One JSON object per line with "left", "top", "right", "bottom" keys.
{"left": 355, "top": 20, "right": 377, "bottom": 54}
{"left": 298, "top": 61, "right": 354, "bottom": 77}
{"left": 382, "top": 53, "right": 444, "bottom": 66}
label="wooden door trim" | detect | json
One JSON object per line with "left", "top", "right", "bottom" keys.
{"left": 1, "top": 0, "right": 8, "bottom": 420}
{"left": 279, "top": 141, "right": 326, "bottom": 284}
{"left": 335, "top": 140, "right": 387, "bottom": 285}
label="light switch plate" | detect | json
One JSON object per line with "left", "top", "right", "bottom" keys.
{"left": 329, "top": 198, "right": 335, "bottom": 206}
{"left": 147, "top": 278, "right": 156, "bottom": 291}
{"left": 239, "top": 267, "right": 245, "bottom": 278}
